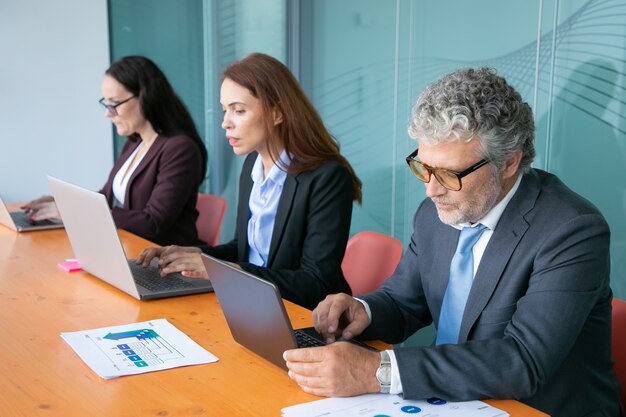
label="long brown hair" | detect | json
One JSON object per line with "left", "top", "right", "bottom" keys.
{"left": 222, "top": 53, "right": 362, "bottom": 204}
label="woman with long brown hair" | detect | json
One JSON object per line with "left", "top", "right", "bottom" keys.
{"left": 138, "top": 53, "right": 361, "bottom": 309}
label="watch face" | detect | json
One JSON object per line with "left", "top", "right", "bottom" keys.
{"left": 378, "top": 365, "right": 391, "bottom": 384}
{"left": 377, "top": 350, "right": 392, "bottom": 391}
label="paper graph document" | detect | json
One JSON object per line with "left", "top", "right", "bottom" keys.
{"left": 282, "top": 393, "right": 509, "bottom": 417}
{"left": 61, "top": 318, "right": 218, "bottom": 379}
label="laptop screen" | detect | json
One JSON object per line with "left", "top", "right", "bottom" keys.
{"left": 201, "top": 253, "right": 299, "bottom": 369}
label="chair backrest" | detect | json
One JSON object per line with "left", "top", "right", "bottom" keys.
{"left": 613, "top": 297, "right": 626, "bottom": 406}
{"left": 341, "top": 231, "right": 403, "bottom": 296}
{"left": 195, "top": 193, "right": 227, "bottom": 246}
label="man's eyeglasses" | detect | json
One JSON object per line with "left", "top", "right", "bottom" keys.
{"left": 98, "top": 96, "right": 136, "bottom": 116}
{"left": 405, "top": 148, "right": 489, "bottom": 191}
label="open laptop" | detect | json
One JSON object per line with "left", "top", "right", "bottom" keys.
{"left": 48, "top": 175, "right": 213, "bottom": 300}
{"left": 201, "top": 253, "right": 376, "bottom": 370}
{"left": 0, "top": 195, "right": 64, "bottom": 232}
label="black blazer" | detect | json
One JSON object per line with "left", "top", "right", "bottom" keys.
{"left": 201, "top": 153, "right": 353, "bottom": 309}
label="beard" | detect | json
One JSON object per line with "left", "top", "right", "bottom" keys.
{"left": 431, "top": 171, "right": 502, "bottom": 225}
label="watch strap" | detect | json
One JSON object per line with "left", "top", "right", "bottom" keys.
{"left": 376, "top": 350, "right": 391, "bottom": 393}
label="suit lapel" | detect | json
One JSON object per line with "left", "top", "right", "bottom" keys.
{"left": 237, "top": 155, "right": 255, "bottom": 261}
{"left": 431, "top": 224, "right": 461, "bottom": 324}
{"left": 124, "top": 135, "right": 164, "bottom": 208}
{"left": 267, "top": 173, "right": 297, "bottom": 266}
{"left": 105, "top": 141, "right": 138, "bottom": 206}
{"left": 458, "top": 171, "right": 540, "bottom": 342}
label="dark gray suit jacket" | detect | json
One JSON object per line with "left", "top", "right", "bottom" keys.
{"left": 361, "top": 169, "right": 623, "bottom": 417}
{"left": 201, "top": 153, "right": 353, "bottom": 310}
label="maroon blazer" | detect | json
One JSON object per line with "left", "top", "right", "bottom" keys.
{"left": 100, "top": 134, "right": 204, "bottom": 246}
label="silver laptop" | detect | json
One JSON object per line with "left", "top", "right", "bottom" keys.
{"left": 0, "top": 195, "right": 64, "bottom": 232}
{"left": 48, "top": 175, "right": 213, "bottom": 300}
{"left": 201, "top": 253, "right": 375, "bottom": 370}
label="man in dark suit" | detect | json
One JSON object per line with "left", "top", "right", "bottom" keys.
{"left": 284, "top": 68, "right": 623, "bottom": 417}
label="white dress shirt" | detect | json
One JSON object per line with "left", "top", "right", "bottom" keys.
{"left": 111, "top": 144, "right": 147, "bottom": 208}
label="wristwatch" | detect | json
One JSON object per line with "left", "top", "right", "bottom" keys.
{"left": 376, "top": 350, "right": 391, "bottom": 393}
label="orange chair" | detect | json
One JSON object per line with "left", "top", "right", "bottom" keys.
{"left": 613, "top": 297, "right": 626, "bottom": 406}
{"left": 195, "top": 193, "right": 227, "bottom": 246}
{"left": 341, "top": 231, "right": 403, "bottom": 296}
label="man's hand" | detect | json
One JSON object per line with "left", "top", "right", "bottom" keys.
{"left": 137, "top": 245, "right": 207, "bottom": 278}
{"left": 284, "top": 342, "right": 381, "bottom": 397}
{"left": 313, "top": 293, "right": 371, "bottom": 343}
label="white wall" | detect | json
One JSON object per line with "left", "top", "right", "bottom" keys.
{"left": 0, "top": 0, "right": 111, "bottom": 201}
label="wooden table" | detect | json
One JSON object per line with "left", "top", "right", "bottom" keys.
{"left": 0, "top": 211, "right": 548, "bottom": 416}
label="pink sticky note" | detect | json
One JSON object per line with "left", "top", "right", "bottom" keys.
{"left": 57, "top": 260, "right": 82, "bottom": 272}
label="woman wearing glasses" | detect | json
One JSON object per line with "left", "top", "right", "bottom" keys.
{"left": 138, "top": 53, "right": 361, "bottom": 309}
{"left": 23, "top": 56, "right": 208, "bottom": 246}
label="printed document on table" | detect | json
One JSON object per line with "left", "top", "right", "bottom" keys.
{"left": 61, "top": 318, "right": 218, "bottom": 379}
{"left": 282, "top": 393, "right": 509, "bottom": 417}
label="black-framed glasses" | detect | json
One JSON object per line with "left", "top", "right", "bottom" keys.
{"left": 405, "top": 148, "right": 489, "bottom": 191}
{"left": 98, "top": 96, "right": 136, "bottom": 116}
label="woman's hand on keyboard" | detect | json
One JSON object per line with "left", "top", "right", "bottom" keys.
{"left": 22, "top": 195, "right": 61, "bottom": 222}
{"left": 138, "top": 245, "right": 207, "bottom": 278}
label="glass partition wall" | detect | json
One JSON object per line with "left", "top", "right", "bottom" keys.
{"left": 108, "top": 0, "right": 286, "bottom": 241}
{"left": 108, "top": 0, "right": 626, "bottom": 314}
{"left": 298, "top": 0, "right": 626, "bottom": 306}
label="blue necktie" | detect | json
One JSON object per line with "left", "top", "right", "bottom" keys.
{"left": 436, "top": 224, "right": 488, "bottom": 345}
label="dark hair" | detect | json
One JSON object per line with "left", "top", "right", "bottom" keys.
{"left": 105, "top": 55, "right": 208, "bottom": 179}
{"left": 222, "top": 53, "right": 362, "bottom": 204}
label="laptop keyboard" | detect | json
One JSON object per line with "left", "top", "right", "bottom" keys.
{"left": 127, "top": 261, "right": 195, "bottom": 292}
{"left": 294, "top": 330, "right": 325, "bottom": 348}
{"left": 11, "top": 212, "right": 57, "bottom": 227}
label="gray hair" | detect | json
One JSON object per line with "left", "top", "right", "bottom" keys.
{"left": 408, "top": 67, "right": 535, "bottom": 174}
